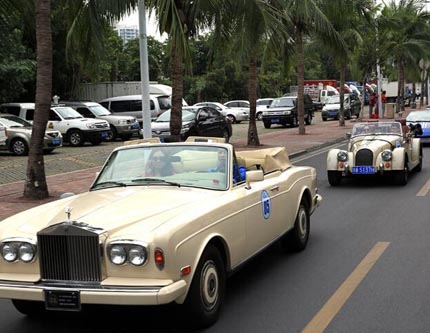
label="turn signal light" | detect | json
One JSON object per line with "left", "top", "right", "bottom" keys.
{"left": 154, "top": 248, "right": 164, "bottom": 269}
{"left": 181, "top": 265, "right": 192, "bottom": 276}
{"left": 338, "top": 162, "right": 344, "bottom": 168}
{"left": 385, "top": 162, "right": 391, "bottom": 168}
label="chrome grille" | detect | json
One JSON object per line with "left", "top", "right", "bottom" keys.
{"left": 355, "top": 149, "right": 373, "bottom": 166}
{"left": 95, "top": 122, "right": 109, "bottom": 129}
{"left": 38, "top": 224, "right": 102, "bottom": 282}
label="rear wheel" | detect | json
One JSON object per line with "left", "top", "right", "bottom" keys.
{"left": 11, "top": 138, "right": 28, "bottom": 156}
{"left": 281, "top": 199, "right": 310, "bottom": 252}
{"left": 328, "top": 171, "right": 342, "bottom": 186}
{"left": 227, "top": 115, "right": 236, "bottom": 124}
{"left": 183, "top": 245, "right": 225, "bottom": 329}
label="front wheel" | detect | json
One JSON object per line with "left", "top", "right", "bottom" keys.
{"left": 227, "top": 115, "right": 236, "bottom": 124}
{"left": 183, "top": 245, "right": 225, "bottom": 329}
{"left": 68, "top": 129, "right": 84, "bottom": 147}
{"left": 395, "top": 160, "right": 409, "bottom": 186}
{"left": 281, "top": 200, "right": 310, "bottom": 252}
{"left": 256, "top": 112, "right": 263, "bottom": 121}
{"left": 11, "top": 138, "right": 29, "bottom": 156}
{"left": 328, "top": 171, "right": 342, "bottom": 186}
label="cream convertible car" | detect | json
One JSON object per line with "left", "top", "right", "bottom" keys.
{"left": 0, "top": 138, "right": 322, "bottom": 328}
{"left": 327, "top": 121, "right": 423, "bottom": 186}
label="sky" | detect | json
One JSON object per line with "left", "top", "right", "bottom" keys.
{"left": 117, "top": 10, "right": 166, "bottom": 41}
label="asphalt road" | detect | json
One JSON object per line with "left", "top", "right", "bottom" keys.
{"left": 0, "top": 143, "right": 429, "bottom": 332}
{"left": 0, "top": 114, "right": 324, "bottom": 185}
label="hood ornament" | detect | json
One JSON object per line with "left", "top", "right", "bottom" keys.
{"left": 65, "top": 206, "right": 73, "bottom": 224}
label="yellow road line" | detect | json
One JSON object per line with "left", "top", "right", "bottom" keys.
{"left": 416, "top": 179, "right": 430, "bottom": 197}
{"left": 301, "top": 242, "right": 390, "bottom": 333}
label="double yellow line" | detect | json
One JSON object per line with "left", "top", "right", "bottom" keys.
{"left": 302, "top": 242, "right": 390, "bottom": 333}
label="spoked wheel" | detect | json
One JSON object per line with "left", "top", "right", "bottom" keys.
{"left": 68, "top": 129, "right": 84, "bottom": 146}
{"left": 184, "top": 245, "right": 225, "bottom": 329}
{"left": 11, "top": 138, "right": 29, "bottom": 156}
{"left": 281, "top": 199, "right": 310, "bottom": 252}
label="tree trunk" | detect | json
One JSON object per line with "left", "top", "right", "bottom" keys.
{"left": 23, "top": 0, "right": 52, "bottom": 200}
{"left": 359, "top": 74, "right": 368, "bottom": 120}
{"left": 339, "top": 64, "right": 345, "bottom": 127}
{"left": 247, "top": 53, "right": 260, "bottom": 146}
{"left": 296, "top": 26, "right": 305, "bottom": 135}
{"left": 399, "top": 62, "right": 405, "bottom": 111}
{"left": 170, "top": 44, "right": 183, "bottom": 142}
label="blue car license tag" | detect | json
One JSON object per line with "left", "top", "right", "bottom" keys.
{"left": 51, "top": 139, "right": 60, "bottom": 146}
{"left": 101, "top": 131, "right": 108, "bottom": 138}
{"left": 271, "top": 119, "right": 280, "bottom": 123}
{"left": 352, "top": 166, "right": 375, "bottom": 174}
{"left": 132, "top": 123, "right": 139, "bottom": 129}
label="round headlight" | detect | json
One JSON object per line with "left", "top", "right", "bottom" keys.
{"left": 337, "top": 151, "right": 348, "bottom": 162}
{"left": 110, "top": 245, "right": 127, "bottom": 265}
{"left": 381, "top": 150, "right": 392, "bottom": 161}
{"left": 19, "top": 243, "right": 35, "bottom": 262}
{"left": 2, "top": 244, "right": 18, "bottom": 262}
{"left": 284, "top": 110, "right": 291, "bottom": 115}
{"left": 129, "top": 246, "right": 147, "bottom": 266}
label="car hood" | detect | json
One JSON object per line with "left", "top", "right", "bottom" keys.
{"left": 350, "top": 135, "right": 401, "bottom": 152}
{"left": 6, "top": 127, "right": 60, "bottom": 136}
{"left": 0, "top": 187, "right": 222, "bottom": 239}
{"left": 99, "top": 115, "right": 136, "bottom": 122}
{"left": 267, "top": 106, "right": 294, "bottom": 111}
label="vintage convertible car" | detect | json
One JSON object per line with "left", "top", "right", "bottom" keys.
{"left": 0, "top": 137, "right": 322, "bottom": 328}
{"left": 327, "top": 121, "right": 422, "bottom": 186}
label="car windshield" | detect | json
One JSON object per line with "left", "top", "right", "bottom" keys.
{"left": 327, "top": 96, "right": 341, "bottom": 104}
{"left": 157, "top": 96, "right": 172, "bottom": 110}
{"left": 89, "top": 105, "right": 111, "bottom": 116}
{"left": 55, "top": 107, "right": 84, "bottom": 119}
{"left": 92, "top": 145, "right": 230, "bottom": 191}
{"left": 407, "top": 111, "right": 430, "bottom": 122}
{"left": 156, "top": 109, "right": 197, "bottom": 122}
{"left": 352, "top": 122, "right": 402, "bottom": 136}
{"left": 0, "top": 115, "right": 32, "bottom": 127}
{"left": 271, "top": 98, "right": 295, "bottom": 108}
{"left": 257, "top": 99, "right": 273, "bottom": 106}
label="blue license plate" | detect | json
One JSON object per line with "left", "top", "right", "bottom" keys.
{"left": 101, "top": 132, "right": 108, "bottom": 138}
{"left": 51, "top": 139, "right": 60, "bottom": 146}
{"left": 352, "top": 166, "right": 376, "bottom": 174}
{"left": 271, "top": 119, "right": 280, "bottom": 123}
{"left": 132, "top": 123, "right": 139, "bottom": 129}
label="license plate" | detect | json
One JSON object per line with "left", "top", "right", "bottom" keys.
{"left": 132, "top": 123, "right": 139, "bottom": 129}
{"left": 51, "top": 139, "right": 61, "bottom": 146}
{"left": 44, "top": 290, "right": 81, "bottom": 311}
{"left": 352, "top": 166, "right": 376, "bottom": 174}
{"left": 271, "top": 119, "right": 280, "bottom": 123}
{"left": 101, "top": 131, "right": 108, "bottom": 138}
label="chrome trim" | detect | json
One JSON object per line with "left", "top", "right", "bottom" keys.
{"left": 0, "top": 237, "right": 37, "bottom": 246}
{"left": 0, "top": 238, "right": 37, "bottom": 264}
{"left": 107, "top": 240, "right": 149, "bottom": 267}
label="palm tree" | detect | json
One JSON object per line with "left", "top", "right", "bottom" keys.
{"left": 221, "top": 0, "right": 285, "bottom": 146}
{"left": 282, "top": 0, "right": 346, "bottom": 134}
{"left": 378, "top": 0, "right": 430, "bottom": 112}
{"left": 146, "top": 0, "right": 222, "bottom": 141}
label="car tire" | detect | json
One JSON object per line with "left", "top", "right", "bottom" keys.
{"left": 183, "top": 244, "right": 225, "bottom": 329}
{"left": 11, "top": 138, "right": 29, "bottom": 156}
{"left": 12, "top": 299, "right": 45, "bottom": 317}
{"left": 257, "top": 112, "right": 263, "bottom": 121}
{"left": 395, "top": 159, "right": 409, "bottom": 186}
{"left": 328, "top": 171, "right": 342, "bottom": 186}
{"left": 68, "top": 129, "right": 84, "bottom": 147}
{"left": 281, "top": 199, "right": 310, "bottom": 252}
{"left": 322, "top": 116, "right": 328, "bottom": 121}
{"left": 106, "top": 126, "right": 117, "bottom": 141}
{"left": 263, "top": 121, "right": 271, "bottom": 129}
{"left": 305, "top": 113, "right": 312, "bottom": 125}
{"left": 227, "top": 115, "right": 236, "bottom": 124}
{"left": 415, "top": 146, "right": 423, "bottom": 172}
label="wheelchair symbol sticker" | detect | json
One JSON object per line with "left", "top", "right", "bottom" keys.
{"left": 261, "top": 190, "right": 272, "bottom": 220}
{"left": 396, "top": 140, "right": 401, "bottom": 148}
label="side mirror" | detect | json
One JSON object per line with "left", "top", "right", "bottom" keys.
{"left": 245, "top": 170, "right": 264, "bottom": 189}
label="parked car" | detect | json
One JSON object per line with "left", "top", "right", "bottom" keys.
{"left": 256, "top": 98, "right": 274, "bottom": 120}
{"left": 0, "top": 103, "right": 110, "bottom": 146}
{"left": 99, "top": 94, "right": 188, "bottom": 126}
{"left": 61, "top": 101, "right": 140, "bottom": 141}
{"left": 327, "top": 121, "right": 422, "bottom": 186}
{"left": 262, "top": 94, "right": 315, "bottom": 128}
{"left": 0, "top": 138, "right": 321, "bottom": 328}
{"left": 0, "top": 114, "right": 62, "bottom": 156}
{"left": 193, "top": 102, "right": 249, "bottom": 123}
{"left": 223, "top": 100, "right": 250, "bottom": 117}
{"left": 152, "top": 106, "right": 232, "bottom": 142}
{"left": 406, "top": 109, "right": 430, "bottom": 143}
{"left": 321, "top": 94, "right": 361, "bottom": 121}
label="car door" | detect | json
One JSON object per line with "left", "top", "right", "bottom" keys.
{"left": 46, "top": 109, "right": 63, "bottom": 132}
{"left": 196, "top": 107, "right": 219, "bottom": 136}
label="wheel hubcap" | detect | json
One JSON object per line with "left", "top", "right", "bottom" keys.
{"left": 13, "top": 141, "right": 25, "bottom": 154}
{"left": 200, "top": 260, "right": 219, "bottom": 311}
{"left": 298, "top": 208, "right": 307, "bottom": 239}
{"left": 70, "top": 133, "right": 80, "bottom": 145}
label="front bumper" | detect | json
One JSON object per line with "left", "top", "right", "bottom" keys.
{"left": 116, "top": 123, "right": 140, "bottom": 135}
{"left": 83, "top": 129, "right": 111, "bottom": 140}
{"left": 0, "top": 278, "right": 187, "bottom": 306}
{"left": 262, "top": 114, "right": 295, "bottom": 124}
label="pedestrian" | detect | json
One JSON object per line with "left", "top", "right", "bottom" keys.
{"left": 369, "top": 92, "right": 377, "bottom": 117}
{"left": 381, "top": 90, "right": 387, "bottom": 117}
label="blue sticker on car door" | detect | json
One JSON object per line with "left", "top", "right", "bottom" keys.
{"left": 261, "top": 190, "right": 271, "bottom": 220}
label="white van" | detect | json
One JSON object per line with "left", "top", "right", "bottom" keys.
{"left": 99, "top": 94, "right": 188, "bottom": 126}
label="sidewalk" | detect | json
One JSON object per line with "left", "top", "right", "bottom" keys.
{"left": 0, "top": 108, "right": 414, "bottom": 221}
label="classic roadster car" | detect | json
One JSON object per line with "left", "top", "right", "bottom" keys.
{"left": 0, "top": 137, "right": 322, "bottom": 328}
{"left": 327, "top": 121, "right": 422, "bottom": 186}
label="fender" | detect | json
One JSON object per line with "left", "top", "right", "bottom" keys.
{"left": 391, "top": 147, "right": 406, "bottom": 170}
{"left": 327, "top": 149, "right": 341, "bottom": 170}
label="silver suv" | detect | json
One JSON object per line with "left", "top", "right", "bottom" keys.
{"left": 61, "top": 101, "right": 140, "bottom": 141}
{"left": 0, "top": 114, "right": 62, "bottom": 156}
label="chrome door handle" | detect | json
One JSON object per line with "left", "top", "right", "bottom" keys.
{"left": 270, "top": 186, "right": 279, "bottom": 192}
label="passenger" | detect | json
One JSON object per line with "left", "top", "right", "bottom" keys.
{"left": 145, "top": 149, "right": 175, "bottom": 177}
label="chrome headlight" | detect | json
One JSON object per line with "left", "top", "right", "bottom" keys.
{"left": 381, "top": 150, "right": 392, "bottom": 161}
{"left": 108, "top": 241, "right": 148, "bottom": 266}
{"left": 117, "top": 119, "right": 128, "bottom": 125}
{"left": 283, "top": 110, "right": 291, "bottom": 115}
{"left": 85, "top": 123, "right": 96, "bottom": 129}
{"left": 0, "top": 239, "right": 36, "bottom": 263}
{"left": 337, "top": 150, "right": 348, "bottom": 162}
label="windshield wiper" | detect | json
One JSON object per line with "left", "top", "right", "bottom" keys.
{"left": 131, "top": 177, "right": 181, "bottom": 187}
{"left": 91, "top": 181, "right": 127, "bottom": 190}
